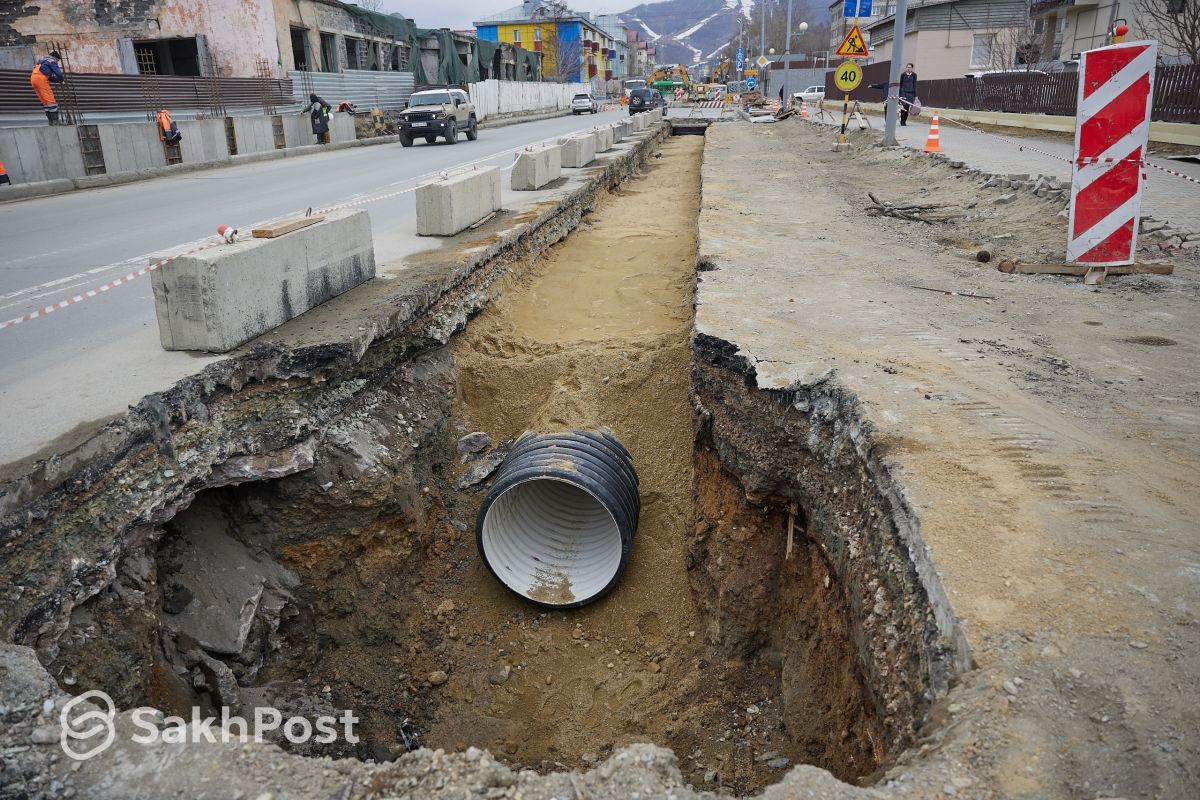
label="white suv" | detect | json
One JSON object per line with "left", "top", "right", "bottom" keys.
{"left": 571, "top": 93, "right": 599, "bottom": 114}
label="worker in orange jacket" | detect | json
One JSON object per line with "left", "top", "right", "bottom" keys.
{"left": 30, "top": 51, "right": 64, "bottom": 125}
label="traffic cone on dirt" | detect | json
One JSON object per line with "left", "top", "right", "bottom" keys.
{"left": 923, "top": 110, "right": 942, "bottom": 153}
{"left": 800, "top": 100, "right": 808, "bottom": 119}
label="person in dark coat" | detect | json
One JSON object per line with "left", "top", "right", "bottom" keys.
{"left": 304, "top": 93, "right": 332, "bottom": 143}
{"left": 898, "top": 63, "right": 918, "bottom": 126}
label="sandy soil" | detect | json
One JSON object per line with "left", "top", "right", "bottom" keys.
{"left": 696, "top": 119, "right": 1200, "bottom": 799}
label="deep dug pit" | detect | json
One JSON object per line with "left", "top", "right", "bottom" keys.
{"left": 1, "top": 129, "right": 963, "bottom": 798}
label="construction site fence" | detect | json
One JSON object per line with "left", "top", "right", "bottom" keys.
{"left": 467, "top": 79, "right": 589, "bottom": 121}
{"left": 824, "top": 61, "right": 1200, "bottom": 124}
{"left": 0, "top": 69, "right": 294, "bottom": 120}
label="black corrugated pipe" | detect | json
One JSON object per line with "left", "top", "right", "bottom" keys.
{"left": 475, "top": 430, "right": 640, "bottom": 608}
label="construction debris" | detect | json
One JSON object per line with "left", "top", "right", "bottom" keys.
{"left": 866, "top": 192, "right": 957, "bottom": 224}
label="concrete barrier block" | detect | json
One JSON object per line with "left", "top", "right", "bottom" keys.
{"left": 178, "top": 119, "right": 229, "bottom": 164}
{"left": 593, "top": 127, "right": 614, "bottom": 152}
{"left": 231, "top": 116, "right": 276, "bottom": 155}
{"left": 150, "top": 209, "right": 374, "bottom": 353}
{"left": 631, "top": 113, "right": 647, "bottom": 131}
{"left": 610, "top": 122, "right": 625, "bottom": 144}
{"left": 511, "top": 144, "right": 562, "bottom": 190}
{"left": 416, "top": 166, "right": 502, "bottom": 236}
{"left": 559, "top": 134, "right": 596, "bottom": 168}
{"left": 330, "top": 113, "right": 356, "bottom": 143}
{"left": 0, "top": 125, "right": 88, "bottom": 183}
{"left": 97, "top": 123, "right": 165, "bottom": 174}
{"left": 283, "top": 114, "right": 314, "bottom": 148}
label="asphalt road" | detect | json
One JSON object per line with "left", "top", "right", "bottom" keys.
{"left": 0, "top": 109, "right": 628, "bottom": 465}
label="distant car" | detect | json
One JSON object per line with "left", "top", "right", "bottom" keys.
{"left": 398, "top": 87, "right": 477, "bottom": 147}
{"left": 628, "top": 88, "right": 658, "bottom": 115}
{"left": 571, "top": 93, "right": 599, "bottom": 114}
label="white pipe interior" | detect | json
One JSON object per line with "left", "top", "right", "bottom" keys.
{"left": 480, "top": 477, "right": 623, "bottom": 605}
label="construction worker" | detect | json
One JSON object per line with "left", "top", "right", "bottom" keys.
{"left": 30, "top": 51, "right": 64, "bottom": 125}
{"left": 157, "top": 109, "right": 182, "bottom": 144}
{"left": 303, "top": 93, "right": 332, "bottom": 144}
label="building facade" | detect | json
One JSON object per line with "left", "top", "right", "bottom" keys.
{"left": 593, "top": 14, "right": 632, "bottom": 79}
{"left": 860, "top": 0, "right": 1032, "bottom": 79}
{"left": 0, "top": 0, "right": 279, "bottom": 77}
{"left": 1029, "top": 0, "right": 1189, "bottom": 64}
{"left": 475, "top": 2, "right": 619, "bottom": 88}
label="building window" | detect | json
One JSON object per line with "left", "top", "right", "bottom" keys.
{"left": 512, "top": 28, "right": 521, "bottom": 44}
{"left": 320, "top": 33, "right": 338, "bottom": 72}
{"left": 345, "top": 36, "right": 361, "bottom": 70}
{"left": 133, "top": 37, "right": 201, "bottom": 76}
{"left": 533, "top": 28, "right": 541, "bottom": 42}
{"left": 971, "top": 33, "right": 996, "bottom": 68}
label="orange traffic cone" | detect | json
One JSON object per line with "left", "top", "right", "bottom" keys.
{"left": 800, "top": 99, "right": 809, "bottom": 119}
{"left": 923, "top": 110, "right": 941, "bottom": 153}
{"left": 0, "top": 160, "right": 9, "bottom": 186}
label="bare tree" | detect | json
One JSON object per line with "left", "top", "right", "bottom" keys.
{"left": 992, "top": 16, "right": 1045, "bottom": 71}
{"left": 533, "top": 1, "right": 584, "bottom": 83}
{"left": 355, "top": 0, "right": 385, "bottom": 11}
{"left": 1135, "top": 0, "right": 1200, "bottom": 64}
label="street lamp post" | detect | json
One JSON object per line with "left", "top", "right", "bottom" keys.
{"left": 784, "top": 8, "right": 808, "bottom": 108}
{"left": 883, "top": 0, "right": 909, "bottom": 146}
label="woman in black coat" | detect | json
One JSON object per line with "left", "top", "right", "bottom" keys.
{"left": 304, "top": 93, "right": 332, "bottom": 143}
{"left": 899, "top": 64, "right": 918, "bottom": 126}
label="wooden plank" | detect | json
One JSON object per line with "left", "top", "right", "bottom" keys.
{"left": 998, "top": 261, "right": 1174, "bottom": 276}
{"left": 251, "top": 215, "right": 325, "bottom": 238}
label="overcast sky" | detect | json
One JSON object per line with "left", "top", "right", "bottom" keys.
{"left": 382, "top": 1, "right": 630, "bottom": 31}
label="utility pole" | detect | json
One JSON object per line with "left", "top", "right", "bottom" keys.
{"left": 883, "top": 0, "right": 908, "bottom": 146}
{"left": 783, "top": 0, "right": 793, "bottom": 106}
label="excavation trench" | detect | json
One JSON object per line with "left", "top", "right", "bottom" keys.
{"left": 38, "top": 133, "right": 950, "bottom": 794}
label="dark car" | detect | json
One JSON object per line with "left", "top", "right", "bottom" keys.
{"left": 628, "top": 88, "right": 659, "bottom": 115}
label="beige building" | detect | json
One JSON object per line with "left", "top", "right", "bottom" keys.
{"left": 1029, "top": 0, "right": 1189, "bottom": 63}
{"left": 859, "top": 0, "right": 1034, "bottom": 79}
{"left": 272, "top": 0, "right": 415, "bottom": 75}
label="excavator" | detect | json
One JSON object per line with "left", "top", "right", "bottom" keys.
{"left": 648, "top": 64, "right": 690, "bottom": 99}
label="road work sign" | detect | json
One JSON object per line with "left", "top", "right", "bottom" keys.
{"left": 835, "top": 24, "right": 869, "bottom": 58}
{"left": 1067, "top": 39, "right": 1157, "bottom": 266}
{"left": 834, "top": 61, "right": 864, "bottom": 92}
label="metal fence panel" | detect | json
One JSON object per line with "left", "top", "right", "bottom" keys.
{"left": 292, "top": 69, "right": 415, "bottom": 110}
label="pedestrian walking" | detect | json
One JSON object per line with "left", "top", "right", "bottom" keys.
{"left": 899, "top": 63, "right": 918, "bottom": 127}
{"left": 303, "top": 93, "right": 332, "bottom": 144}
{"left": 30, "top": 51, "right": 64, "bottom": 125}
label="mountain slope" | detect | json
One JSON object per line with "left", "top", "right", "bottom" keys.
{"left": 621, "top": 0, "right": 753, "bottom": 67}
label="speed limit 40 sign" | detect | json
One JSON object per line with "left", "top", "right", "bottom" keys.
{"left": 834, "top": 61, "right": 863, "bottom": 92}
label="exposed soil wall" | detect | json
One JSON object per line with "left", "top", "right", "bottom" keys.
{"left": 690, "top": 335, "right": 972, "bottom": 754}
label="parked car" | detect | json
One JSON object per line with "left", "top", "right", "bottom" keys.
{"left": 798, "top": 85, "right": 825, "bottom": 103}
{"left": 571, "top": 93, "right": 599, "bottom": 114}
{"left": 628, "top": 88, "right": 659, "bottom": 115}
{"left": 398, "top": 87, "right": 477, "bottom": 147}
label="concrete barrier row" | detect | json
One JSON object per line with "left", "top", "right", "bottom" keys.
{"left": 416, "top": 109, "right": 666, "bottom": 235}
{"left": 0, "top": 114, "right": 356, "bottom": 186}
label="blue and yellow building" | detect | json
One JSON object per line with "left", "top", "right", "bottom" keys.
{"left": 475, "top": 2, "right": 620, "bottom": 86}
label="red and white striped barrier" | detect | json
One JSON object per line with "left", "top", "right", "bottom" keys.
{"left": 1067, "top": 40, "right": 1157, "bottom": 266}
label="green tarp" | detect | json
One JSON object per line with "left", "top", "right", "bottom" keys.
{"left": 341, "top": 3, "right": 540, "bottom": 87}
